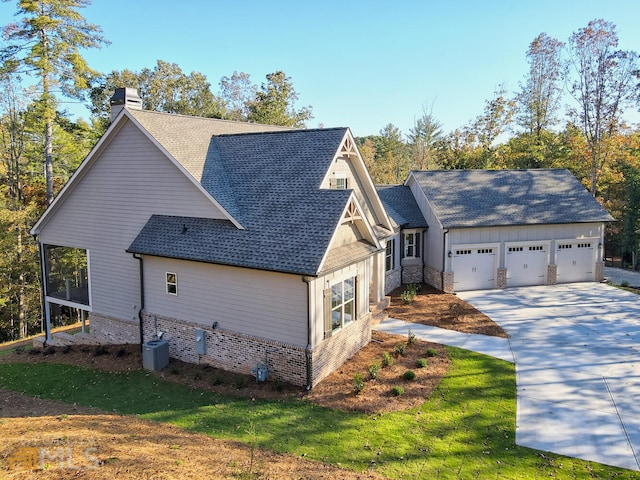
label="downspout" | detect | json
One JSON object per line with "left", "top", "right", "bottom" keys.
{"left": 302, "top": 275, "right": 313, "bottom": 391}
{"left": 133, "top": 253, "right": 145, "bottom": 351}
{"left": 34, "top": 235, "right": 51, "bottom": 345}
{"left": 442, "top": 229, "right": 449, "bottom": 290}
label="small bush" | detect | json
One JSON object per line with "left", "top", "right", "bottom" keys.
{"left": 407, "top": 328, "right": 417, "bottom": 345}
{"left": 401, "top": 283, "right": 418, "bottom": 304}
{"left": 234, "top": 375, "right": 248, "bottom": 389}
{"left": 403, "top": 370, "right": 416, "bottom": 381}
{"left": 391, "top": 386, "right": 405, "bottom": 396}
{"left": 425, "top": 348, "right": 438, "bottom": 357}
{"left": 382, "top": 351, "right": 394, "bottom": 367}
{"left": 115, "top": 348, "right": 127, "bottom": 358}
{"left": 416, "top": 358, "right": 428, "bottom": 368}
{"left": 93, "top": 345, "right": 109, "bottom": 357}
{"left": 273, "top": 379, "right": 286, "bottom": 392}
{"left": 211, "top": 375, "right": 223, "bottom": 386}
{"left": 368, "top": 362, "right": 382, "bottom": 380}
{"left": 193, "top": 372, "right": 203, "bottom": 381}
{"left": 353, "top": 373, "right": 365, "bottom": 395}
{"left": 395, "top": 343, "right": 407, "bottom": 356}
{"left": 448, "top": 302, "right": 465, "bottom": 321}
{"left": 621, "top": 281, "right": 630, "bottom": 287}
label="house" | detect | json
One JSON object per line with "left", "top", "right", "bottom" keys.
{"left": 379, "top": 169, "right": 614, "bottom": 293}
{"left": 31, "top": 88, "right": 394, "bottom": 388}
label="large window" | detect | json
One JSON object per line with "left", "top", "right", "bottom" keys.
{"left": 331, "top": 277, "right": 355, "bottom": 331}
{"left": 385, "top": 239, "right": 395, "bottom": 271}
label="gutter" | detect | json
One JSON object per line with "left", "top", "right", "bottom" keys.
{"left": 132, "top": 253, "right": 145, "bottom": 351}
{"left": 442, "top": 229, "right": 449, "bottom": 289}
{"left": 302, "top": 275, "right": 313, "bottom": 390}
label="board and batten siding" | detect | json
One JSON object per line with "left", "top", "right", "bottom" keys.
{"left": 144, "top": 257, "right": 308, "bottom": 346}
{"left": 36, "top": 118, "right": 228, "bottom": 322}
{"left": 408, "top": 179, "right": 444, "bottom": 271}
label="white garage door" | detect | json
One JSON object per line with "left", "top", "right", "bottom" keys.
{"left": 451, "top": 246, "right": 496, "bottom": 291}
{"left": 556, "top": 241, "right": 595, "bottom": 283}
{"left": 505, "top": 244, "right": 548, "bottom": 287}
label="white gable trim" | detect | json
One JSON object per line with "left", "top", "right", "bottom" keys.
{"left": 320, "top": 129, "right": 394, "bottom": 233}
{"left": 405, "top": 172, "right": 444, "bottom": 230}
{"left": 317, "top": 193, "right": 382, "bottom": 273}
{"left": 31, "top": 109, "right": 244, "bottom": 235}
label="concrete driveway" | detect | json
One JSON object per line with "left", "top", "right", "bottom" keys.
{"left": 457, "top": 283, "right": 640, "bottom": 471}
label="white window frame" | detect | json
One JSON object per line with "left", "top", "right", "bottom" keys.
{"left": 334, "top": 174, "right": 348, "bottom": 190}
{"left": 331, "top": 276, "right": 355, "bottom": 332}
{"left": 404, "top": 232, "right": 416, "bottom": 258}
{"left": 166, "top": 272, "right": 178, "bottom": 296}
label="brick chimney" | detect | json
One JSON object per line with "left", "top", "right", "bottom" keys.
{"left": 110, "top": 87, "right": 142, "bottom": 121}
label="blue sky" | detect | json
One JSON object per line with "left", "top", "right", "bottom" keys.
{"left": 1, "top": 0, "right": 639, "bottom": 137}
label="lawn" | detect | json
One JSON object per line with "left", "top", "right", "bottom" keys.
{"left": 1, "top": 347, "right": 638, "bottom": 479}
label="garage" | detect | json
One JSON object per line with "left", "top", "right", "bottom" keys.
{"left": 556, "top": 240, "right": 596, "bottom": 283}
{"left": 505, "top": 243, "right": 548, "bottom": 287}
{"left": 451, "top": 246, "right": 496, "bottom": 291}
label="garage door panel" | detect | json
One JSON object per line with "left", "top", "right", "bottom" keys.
{"left": 556, "top": 242, "right": 594, "bottom": 283}
{"left": 452, "top": 246, "right": 496, "bottom": 291}
{"left": 506, "top": 244, "right": 548, "bottom": 287}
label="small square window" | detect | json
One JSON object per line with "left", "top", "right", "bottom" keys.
{"left": 335, "top": 177, "right": 348, "bottom": 189}
{"left": 166, "top": 272, "right": 178, "bottom": 295}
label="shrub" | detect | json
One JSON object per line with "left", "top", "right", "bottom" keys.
{"left": 621, "top": 281, "right": 630, "bottom": 287}
{"left": 234, "top": 375, "right": 248, "bottom": 389}
{"left": 391, "top": 386, "right": 404, "bottom": 396}
{"left": 407, "top": 328, "right": 417, "bottom": 345}
{"left": 403, "top": 370, "right": 416, "bottom": 381}
{"left": 368, "top": 362, "right": 382, "bottom": 380}
{"left": 425, "top": 348, "right": 438, "bottom": 357}
{"left": 416, "top": 358, "right": 428, "bottom": 368}
{"left": 353, "top": 373, "right": 365, "bottom": 395}
{"left": 401, "top": 283, "right": 418, "bottom": 304}
{"left": 382, "top": 351, "right": 394, "bottom": 367}
{"left": 211, "top": 375, "right": 223, "bottom": 386}
{"left": 448, "top": 302, "right": 465, "bottom": 321}
{"left": 395, "top": 343, "right": 407, "bottom": 356}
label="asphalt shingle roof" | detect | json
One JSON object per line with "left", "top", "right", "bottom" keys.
{"left": 411, "top": 169, "right": 614, "bottom": 228}
{"left": 376, "top": 185, "right": 428, "bottom": 229}
{"left": 128, "top": 126, "right": 357, "bottom": 276}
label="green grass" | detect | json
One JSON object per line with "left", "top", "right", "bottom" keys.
{"left": 1, "top": 347, "right": 638, "bottom": 479}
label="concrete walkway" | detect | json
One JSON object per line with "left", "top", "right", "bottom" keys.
{"left": 376, "top": 279, "right": 640, "bottom": 471}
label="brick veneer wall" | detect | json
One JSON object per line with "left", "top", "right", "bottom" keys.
{"left": 547, "top": 264, "right": 557, "bottom": 285}
{"left": 142, "top": 312, "right": 371, "bottom": 388}
{"left": 89, "top": 313, "right": 140, "bottom": 344}
{"left": 385, "top": 269, "right": 401, "bottom": 294}
{"left": 424, "top": 265, "right": 442, "bottom": 290}
{"left": 497, "top": 268, "right": 507, "bottom": 289}
{"left": 595, "top": 261, "right": 605, "bottom": 282}
{"left": 402, "top": 265, "right": 422, "bottom": 284}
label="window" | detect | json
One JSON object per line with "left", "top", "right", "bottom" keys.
{"left": 331, "top": 277, "right": 355, "bottom": 331}
{"left": 403, "top": 232, "right": 421, "bottom": 258}
{"left": 335, "top": 176, "right": 348, "bottom": 189}
{"left": 166, "top": 272, "right": 178, "bottom": 295}
{"left": 385, "top": 239, "right": 395, "bottom": 272}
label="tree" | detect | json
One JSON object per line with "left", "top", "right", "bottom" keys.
{"left": 1, "top": 0, "right": 108, "bottom": 205}
{"left": 376, "top": 124, "right": 409, "bottom": 183}
{"left": 219, "top": 71, "right": 256, "bottom": 121}
{"left": 407, "top": 103, "right": 443, "bottom": 170}
{"left": 565, "top": 19, "right": 640, "bottom": 196}
{"left": 516, "top": 33, "right": 564, "bottom": 138}
{"left": 247, "top": 71, "right": 313, "bottom": 127}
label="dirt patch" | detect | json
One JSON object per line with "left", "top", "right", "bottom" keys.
{"left": 0, "top": 400, "right": 385, "bottom": 479}
{"left": 387, "top": 285, "right": 508, "bottom": 338}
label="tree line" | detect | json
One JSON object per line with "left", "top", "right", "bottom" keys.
{"left": 0, "top": 1, "right": 638, "bottom": 341}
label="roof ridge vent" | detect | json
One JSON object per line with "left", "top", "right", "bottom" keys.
{"left": 110, "top": 87, "right": 143, "bottom": 121}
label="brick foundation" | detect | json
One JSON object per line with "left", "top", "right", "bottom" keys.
{"left": 401, "top": 265, "right": 423, "bottom": 284}
{"left": 385, "top": 269, "right": 401, "bottom": 294}
{"left": 142, "top": 312, "right": 371, "bottom": 388}
{"left": 424, "top": 265, "right": 442, "bottom": 290}
{"left": 89, "top": 313, "right": 140, "bottom": 344}
{"left": 442, "top": 272, "right": 454, "bottom": 293}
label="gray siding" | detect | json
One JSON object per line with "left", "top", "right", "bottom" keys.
{"left": 144, "top": 257, "right": 308, "bottom": 346}
{"left": 37, "top": 119, "right": 227, "bottom": 321}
